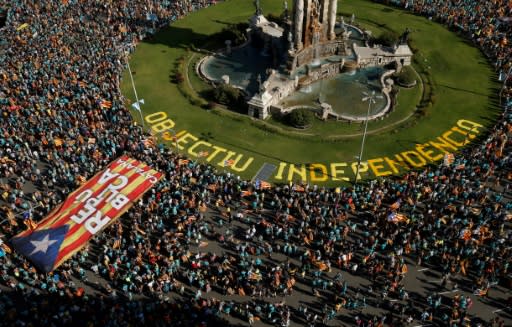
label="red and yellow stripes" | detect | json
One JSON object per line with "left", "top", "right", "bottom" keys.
{"left": 15, "top": 156, "right": 163, "bottom": 272}
{"left": 53, "top": 165, "right": 156, "bottom": 268}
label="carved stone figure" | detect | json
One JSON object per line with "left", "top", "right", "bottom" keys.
{"left": 254, "top": 0, "right": 262, "bottom": 15}
{"left": 328, "top": 0, "right": 337, "bottom": 40}
{"left": 400, "top": 28, "right": 411, "bottom": 44}
{"left": 288, "top": 31, "right": 294, "bottom": 50}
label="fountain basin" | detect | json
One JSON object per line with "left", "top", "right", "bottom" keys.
{"left": 278, "top": 67, "right": 389, "bottom": 120}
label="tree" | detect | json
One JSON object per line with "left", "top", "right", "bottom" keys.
{"left": 374, "top": 30, "right": 400, "bottom": 47}
{"left": 287, "top": 109, "right": 314, "bottom": 128}
{"left": 217, "top": 23, "right": 249, "bottom": 46}
{"left": 212, "top": 84, "right": 247, "bottom": 112}
{"left": 395, "top": 66, "right": 416, "bottom": 87}
{"left": 174, "top": 72, "right": 185, "bottom": 84}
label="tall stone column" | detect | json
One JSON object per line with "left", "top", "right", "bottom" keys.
{"left": 328, "top": 0, "right": 337, "bottom": 40}
{"left": 321, "top": 0, "right": 330, "bottom": 40}
{"left": 303, "top": 0, "right": 312, "bottom": 47}
{"left": 294, "top": 0, "right": 304, "bottom": 50}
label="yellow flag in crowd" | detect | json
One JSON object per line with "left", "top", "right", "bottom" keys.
{"left": 241, "top": 190, "right": 252, "bottom": 197}
{"left": 76, "top": 175, "right": 87, "bottom": 185}
{"left": 23, "top": 218, "right": 38, "bottom": 231}
{"left": 17, "top": 23, "right": 29, "bottom": 31}
{"left": 99, "top": 100, "right": 112, "bottom": 109}
{"left": 112, "top": 239, "right": 121, "bottom": 249}
{"left": 54, "top": 138, "right": 63, "bottom": 147}
{"left": 260, "top": 181, "right": 271, "bottom": 190}
{"left": 1, "top": 243, "right": 12, "bottom": 254}
{"left": 5, "top": 209, "right": 18, "bottom": 226}
{"left": 198, "top": 151, "right": 209, "bottom": 157}
{"left": 178, "top": 159, "right": 189, "bottom": 166}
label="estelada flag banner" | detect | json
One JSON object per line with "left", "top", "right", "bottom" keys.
{"left": 10, "top": 156, "right": 163, "bottom": 273}
{"left": 99, "top": 99, "right": 112, "bottom": 109}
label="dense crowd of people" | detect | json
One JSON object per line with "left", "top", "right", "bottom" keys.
{"left": 0, "top": 0, "right": 510, "bottom": 326}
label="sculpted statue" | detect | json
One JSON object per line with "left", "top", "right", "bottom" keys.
{"left": 400, "top": 28, "right": 411, "bottom": 44}
{"left": 254, "top": 0, "right": 262, "bottom": 15}
{"left": 312, "top": 0, "right": 320, "bottom": 18}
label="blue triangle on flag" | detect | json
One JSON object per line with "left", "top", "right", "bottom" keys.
{"left": 10, "top": 225, "right": 69, "bottom": 273}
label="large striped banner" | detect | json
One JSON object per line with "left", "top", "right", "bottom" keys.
{"left": 10, "top": 155, "right": 163, "bottom": 272}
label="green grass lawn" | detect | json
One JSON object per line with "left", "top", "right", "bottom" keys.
{"left": 121, "top": 0, "right": 500, "bottom": 186}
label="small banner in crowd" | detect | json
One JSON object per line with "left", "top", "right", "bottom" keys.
{"left": 10, "top": 156, "right": 163, "bottom": 272}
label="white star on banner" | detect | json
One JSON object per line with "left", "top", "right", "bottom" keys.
{"left": 30, "top": 234, "right": 58, "bottom": 255}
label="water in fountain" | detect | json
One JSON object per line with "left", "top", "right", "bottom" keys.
{"left": 280, "top": 67, "right": 387, "bottom": 119}
{"left": 318, "top": 78, "right": 326, "bottom": 104}
{"left": 202, "top": 44, "right": 273, "bottom": 95}
{"left": 300, "top": 85, "right": 313, "bottom": 93}
{"left": 311, "top": 38, "right": 321, "bottom": 66}
{"left": 346, "top": 69, "right": 357, "bottom": 76}
{"left": 310, "top": 58, "right": 321, "bottom": 67}
{"left": 310, "top": 31, "right": 321, "bottom": 67}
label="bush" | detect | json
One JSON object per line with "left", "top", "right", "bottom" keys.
{"left": 395, "top": 66, "right": 416, "bottom": 87}
{"left": 216, "top": 23, "right": 248, "bottom": 46}
{"left": 213, "top": 84, "right": 238, "bottom": 104}
{"left": 418, "top": 102, "right": 432, "bottom": 117}
{"left": 174, "top": 72, "right": 185, "bottom": 84}
{"left": 374, "top": 30, "right": 400, "bottom": 47}
{"left": 287, "top": 109, "right": 314, "bottom": 128}
{"left": 408, "top": 39, "right": 419, "bottom": 54}
{"left": 190, "top": 98, "right": 207, "bottom": 107}
{"left": 205, "top": 101, "right": 217, "bottom": 110}
{"left": 212, "top": 84, "right": 247, "bottom": 112}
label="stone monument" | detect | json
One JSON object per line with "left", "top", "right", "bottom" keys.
{"left": 254, "top": 0, "right": 262, "bottom": 15}
{"left": 292, "top": 0, "right": 338, "bottom": 48}
{"left": 288, "top": 0, "right": 343, "bottom": 71}
{"left": 199, "top": 0, "right": 413, "bottom": 120}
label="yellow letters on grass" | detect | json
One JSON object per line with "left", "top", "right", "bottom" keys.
{"left": 309, "top": 164, "right": 328, "bottom": 182}
{"left": 367, "top": 158, "right": 392, "bottom": 177}
{"left": 401, "top": 151, "right": 427, "bottom": 168}
{"left": 176, "top": 133, "right": 198, "bottom": 150}
{"left": 351, "top": 162, "right": 368, "bottom": 181}
{"left": 287, "top": 164, "right": 307, "bottom": 182}
{"left": 274, "top": 162, "right": 287, "bottom": 180}
{"left": 206, "top": 146, "right": 227, "bottom": 162}
{"left": 415, "top": 143, "right": 443, "bottom": 162}
{"left": 188, "top": 140, "right": 212, "bottom": 157}
{"left": 330, "top": 163, "right": 350, "bottom": 181}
